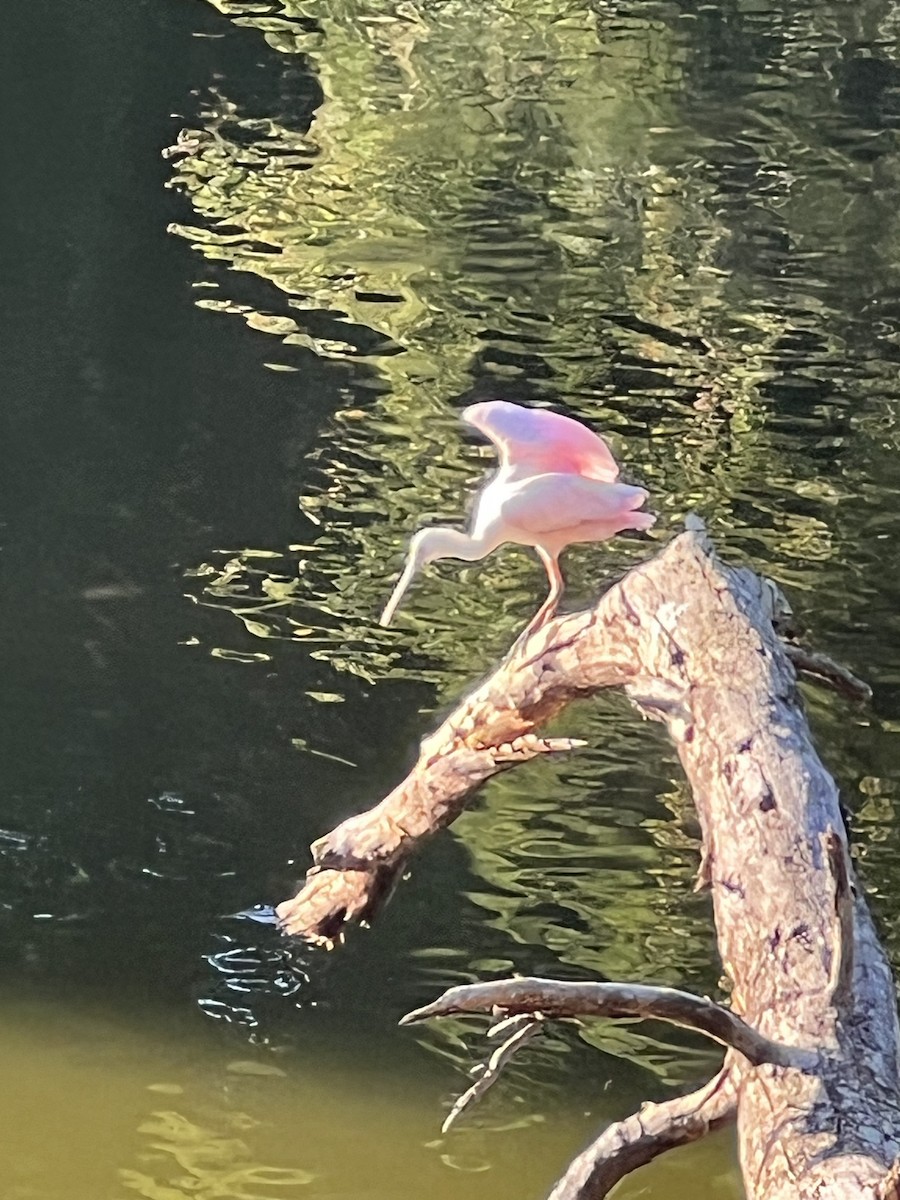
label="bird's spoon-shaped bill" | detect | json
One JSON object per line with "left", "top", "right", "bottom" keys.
{"left": 379, "top": 558, "right": 418, "bottom": 626}
{"left": 379, "top": 527, "right": 486, "bottom": 627}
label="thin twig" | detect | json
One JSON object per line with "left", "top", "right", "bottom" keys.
{"left": 546, "top": 1067, "right": 736, "bottom": 1200}
{"left": 401, "top": 977, "right": 815, "bottom": 1069}
{"left": 439, "top": 1013, "right": 545, "bottom": 1132}
{"left": 784, "top": 644, "right": 872, "bottom": 703}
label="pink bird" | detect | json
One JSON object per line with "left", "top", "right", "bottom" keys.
{"left": 379, "top": 401, "right": 655, "bottom": 636}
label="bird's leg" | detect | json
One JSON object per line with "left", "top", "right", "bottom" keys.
{"left": 514, "top": 549, "right": 564, "bottom": 644}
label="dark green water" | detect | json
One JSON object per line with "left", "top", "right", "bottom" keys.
{"left": 5, "top": 0, "right": 900, "bottom": 1196}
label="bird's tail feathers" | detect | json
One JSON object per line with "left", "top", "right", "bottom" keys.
{"left": 629, "top": 510, "right": 656, "bottom": 531}
{"left": 622, "top": 485, "right": 650, "bottom": 509}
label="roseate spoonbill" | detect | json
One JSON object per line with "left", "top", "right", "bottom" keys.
{"left": 378, "top": 401, "right": 655, "bottom": 634}
{"left": 463, "top": 399, "right": 621, "bottom": 484}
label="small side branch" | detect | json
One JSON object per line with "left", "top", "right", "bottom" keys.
{"left": 276, "top": 734, "right": 595, "bottom": 941}
{"left": 401, "top": 977, "right": 813, "bottom": 1069}
{"left": 546, "top": 1067, "right": 737, "bottom": 1200}
{"left": 784, "top": 644, "right": 872, "bottom": 702}
{"left": 440, "top": 1013, "right": 545, "bottom": 1132}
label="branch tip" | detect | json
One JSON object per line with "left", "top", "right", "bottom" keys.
{"left": 440, "top": 1015, "right": 545, "bottom": 1132}
{"left": 400, "top": 977, "right": 811, "bottom": 1069}
{"left": 546, "top": 1067, "right": 736, "bottom": 1200}
{"left": 784, "top": 644, "right": 872, "bottom": 703}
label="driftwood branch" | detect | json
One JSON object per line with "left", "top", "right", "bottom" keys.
{"left": 275, "top": 546, "right": 865, "bottom": 947}
{"left": 276, "top": 736, "right": 586, "bottom": 943}
{"left": 784, "top": 644, "right": 872, "bottom": 702}
{"left": 437, "top": 1012, "right": 546, "bottom": 1133}
{"left": 548, "top": 1066, "right": 737, "bottom": 1200}
{"left": 407, "top": 980, "right": 740, "bottom": 1198}
{"left": 401, "top": 977, "right": 814, "bottom": 1070}
{"left": 276, "top": 523, "right": 900, "bottom": 1199}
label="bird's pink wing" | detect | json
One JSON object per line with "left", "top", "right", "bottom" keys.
{"left": 497, "top": 474, "right": 652, "bottom": 535}
{"left": 463, "top": 401, "right": 620, "bottom": 481}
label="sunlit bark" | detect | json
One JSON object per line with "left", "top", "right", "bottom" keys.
{"left": 277, "top": 522, "right": 900, "bottom": 1198}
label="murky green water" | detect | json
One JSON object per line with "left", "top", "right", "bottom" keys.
{"left": 5, "top": 0, "right": 900, "bottom": 1196}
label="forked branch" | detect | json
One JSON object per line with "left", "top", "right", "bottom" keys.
{"left": 401, "top": 977, "right": 813, "bottom": 1069}
{"left": 402, "top": 979, "right": 750, "bottom": 1191}
{"left": 274, "top": 525, "right": 899, "bottom": 1200}
{"left": 276, "top": 526, "right": 869, "bottom": 946}
{"left": 439, "top": 1012, "right": 546, "bottom": 1133}
{"left": 547, "top": 1067, "right": 737, "bottom": 1200}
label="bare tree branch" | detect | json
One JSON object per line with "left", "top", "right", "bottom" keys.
{"left": 439, "top": 1013, "right": 545, "bottom": 1133}
{"left": 274, "top": 530, "right": 871, "bottom": 946}
{"left": 784, "top": 644, "right": 872, "bottom": 702}
{"left": 275, "top": 726, "right": 600, "bottom": 939}
{"left": 273, "top": 524, "right": 900, "bottom": 1196}
{"left": 546, "top": 1067, "right": 737, "bottom": 1200}
{"left": 401, "top": 977, "right": 814, "bottom": 1069}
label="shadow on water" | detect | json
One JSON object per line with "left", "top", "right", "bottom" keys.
{"left": 4, "top": 0, "right": 900, "bottom": 1196}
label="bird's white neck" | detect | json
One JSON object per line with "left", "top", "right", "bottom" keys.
{"left": 379, "top": 525, "right": 501, "bottom": 626}
{"left": 416, "top": 526, "right": 498, "bottom": 563}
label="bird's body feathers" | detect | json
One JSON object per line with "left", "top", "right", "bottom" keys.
{"left": 463, "top": 400, "right": 619, "bottom": 483}
{"left": 378, "top": 401, "right": 655, "bottom": 633}
{"left": 471, "top": 471, "right": 652, "bottom": 553}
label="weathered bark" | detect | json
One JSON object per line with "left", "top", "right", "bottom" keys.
{"left": 545, "top": 1066, "right": 738, "bottom": 1198}
{"left": 400, "top": 978, "right": 815, "bottom": 1069}
{"left": 276, "top": 524, "right": 900, "bottom": 1198}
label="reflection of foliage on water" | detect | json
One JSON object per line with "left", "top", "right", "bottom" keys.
{"left": 121, "top": 1108, "right": 315, "bottom": 1200}
{"left": 430, "top": 714, "right": 723, "bottom": 1087}
{"left": 169, "top": 0, "right": 900, "bottom": 1090}
{"left": 165, "top": 0, "right": 900, "bottom": 689}
{"left": 166, "top": 0, "right": 769, "bottom": 685}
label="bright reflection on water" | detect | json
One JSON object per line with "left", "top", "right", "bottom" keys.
{"left": 5, "top": 0, "right": 900, "bottom": 1196}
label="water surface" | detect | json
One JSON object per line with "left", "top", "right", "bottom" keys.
{"left": 4, "top": 0, "right": 900, "bottom": 1196}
